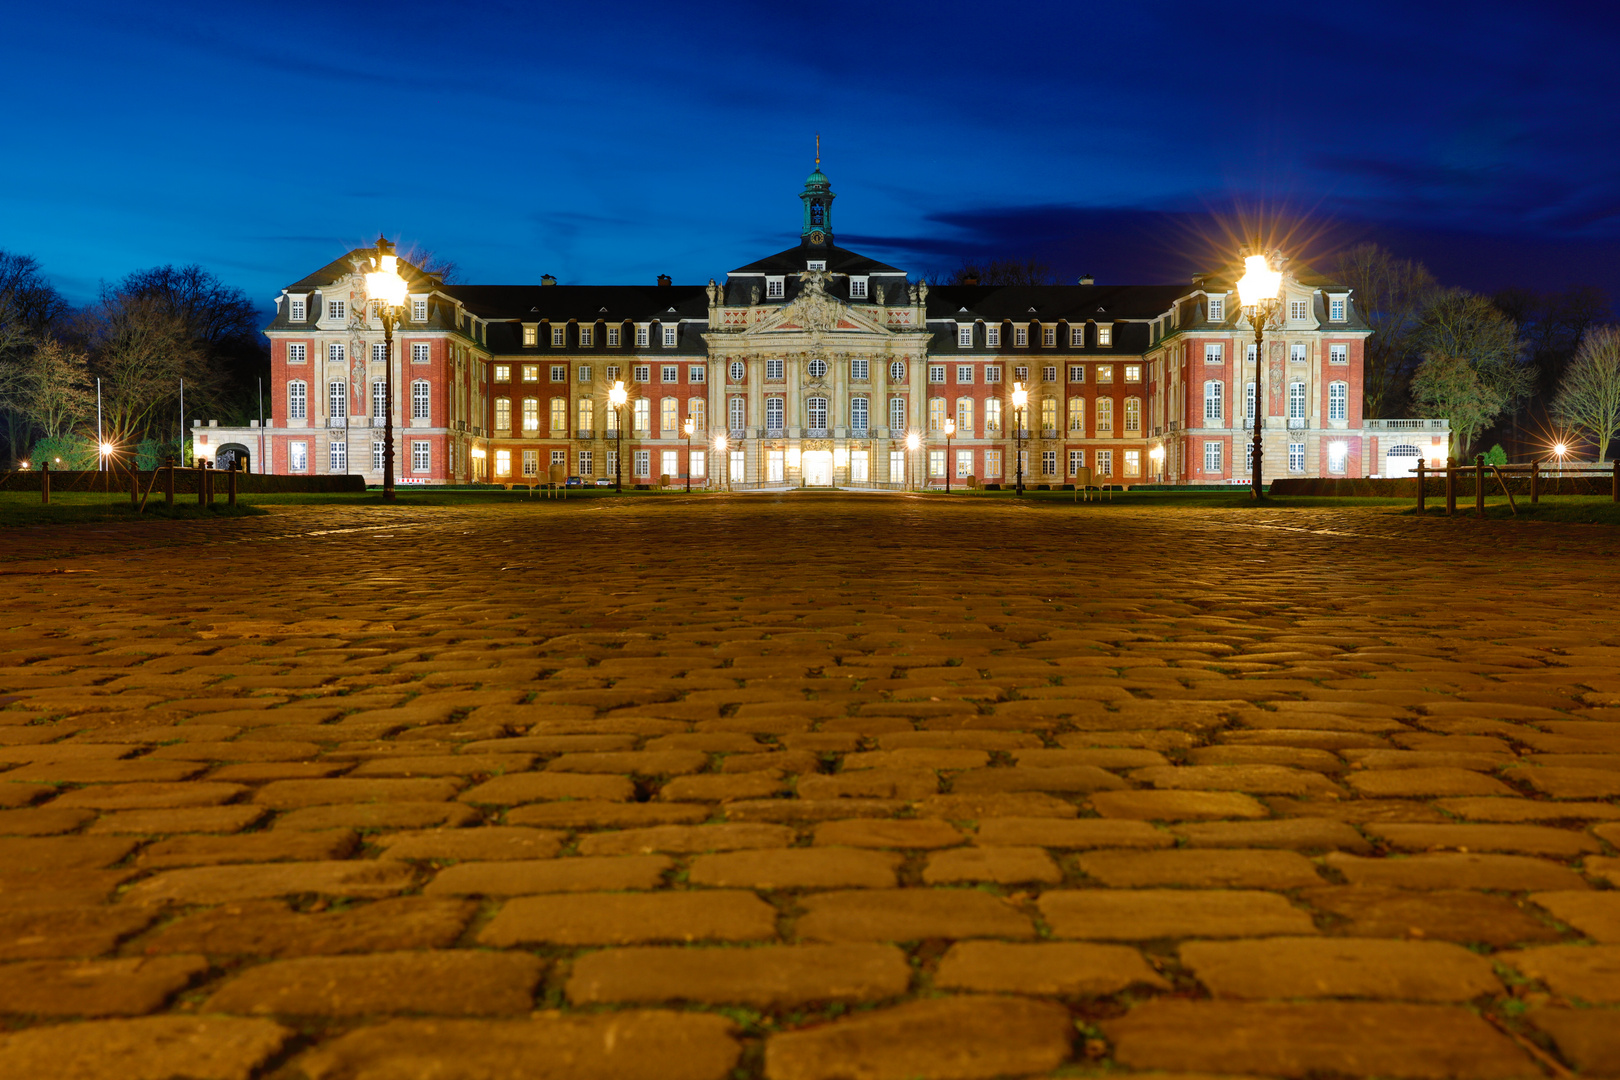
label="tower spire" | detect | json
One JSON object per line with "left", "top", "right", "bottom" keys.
{"left": 815, "top": 133, "right": 820, "bottom": 169}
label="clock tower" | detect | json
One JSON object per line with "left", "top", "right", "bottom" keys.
{"left": 799, "top": 141, "right": 835, "bottom": 248}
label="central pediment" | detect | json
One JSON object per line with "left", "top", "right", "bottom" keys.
{"left": 746, "top": 274, "right": 891, "bottom": 338}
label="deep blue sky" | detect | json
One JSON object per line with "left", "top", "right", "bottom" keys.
{"left": 4, "top": 0, "right": 1617, "bottom": 312}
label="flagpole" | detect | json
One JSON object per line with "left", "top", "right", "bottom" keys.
{"left": 96, "top": 378, "right": 103, "bottom": 471}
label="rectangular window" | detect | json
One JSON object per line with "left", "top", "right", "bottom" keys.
{"left": 522, "top": 449, "right": 538, "bottom": 477}
{"left": 850, "top": 357, "right": 869, "bottom": 380}
{"left": 956, "top": 365, "right": 974, "bottom": 384}
{"left": 579, "top": 327, "right": 593, "bottom": 347}
{"left": 956, "top": 449, "right": 972, "bottom": 478}
{"left": 958, "top": 325, "right": 973, "bottom": 348}
{"left": 690, "top": 450, "right": 706, "bottom": 478}
{"left": 634, "top": 450, "right": 650, "bottom": 477}
{"left": 1014, "top": 366, "right": 1029, "bottom": 383}
{"left": 1124, "top": 397, "right": 1141, "bottom": 432}
{"left": 1068, "top": 365, "right": 1084, "bottom": 382}
{"left": 522, "top": 364, "right": 539, "bottom": 382}
{"left": 1069, "top": 449, "right": 1084, "bottom": 475}
{"left": 1205, "top": 343, "right": 1224, "bottom": 364}
{"left": 495, "top": 397, "right": 511, "bottom": 431}
{"left": 329, "top": 440, "right": 346, "bottom": 473}
{"left": 1289, "top": 442, "right": 1305, "bottom": 472}
{"left": 1124, "top": 449, "right": 1140, "bottom": 477}
{"left": 1042, "top": 326, "right": 1056, "bottom": 347}
{"left": 1290, "top": 300, "right": 1309, "bottom": 321}
{"left": 766, "top": 277, "right": 785, "bottom": 299}
{"left": 1329, "top": 381, "right": 1348, "bottom": 421}
{"left": 578, "top": 365, "right": 592, "bottom": 383}
{"left": 955, "top": 397, "right": 973, "bottom": 434}
{"left": 767, "top": 397, "right": 785, "bottom": 430}
{"left": 1097, "top": 449, "right": 1113, "bottom": 477}
{"left": 578, "top": 398, "right": 594, "bottom": 434}
{"left": 1246, "top": 343, "right": 1258, "bottom": 365}
{"left": 329, "top": 381, "right": 347, "bottom": 419}
{"left": 1014, "top": 326, "right": 1028, "bottom": 347}
{"left": 849, "top": 276, "right": 868, "bottom": 298}
{"left": 987, "top": 326, "right": 1001, "bottom": 347}
{"left": 636, "top": 325, "right": 649, "bottom": 348}
{"left": 1096, "top": 397, "right": 1113, "bottom": 432}
{"left": 984, "top": 449, "right": 1002, "bottom": 478}
{"left": 984, "top": 398, "right": 1001, "bottom": 434}
{"left": 606, "top": 365, "right": 620, "bottom": 381}
{"left": 662, "top": 325, "right": 677, "bottom": 348}
{"left": 328, "top": 301, "right": 345, "bottom": 321}
{"left": 547, "top": 326, "right": 563, "bottom": 347}
{"left": 1328, "top": 441, "right": 1347, "bottom": 474}
{"left": 889, "top": 397, "right": 906, "bottom": 432}
{"left": 1290, "top": 343, "right": 1307, "bottom": 364}
{"left": 412, "top": 299, "right": 427, "bottom": 322}
{"left": 606, "top": 450, "right": 618, "bottom": 476}
{"left": 549, "top": 449, "right": 566, "bottom": 468}
{"left": 1041, "top": 397, "right": 1057, "bottom": 431}
{"left": 1070, "top": 326, "right": 1083, "bottom": 347}
{"left": 520, "top": 397, "right": 538, "bottom": 431}
{"left": 494, "top": 364, "right": 511, "bottom": 382}
{"left": 661, "top": 365, "right": 677, "bottom": 383}
{"left": 579, "top": 450, "right": 594, "bottom": 475}
{"left": 289, "top": 441, "right": 307, "bottom": 471}
{"left": 289, "top": 298, "right": 306, "bottom": 321}
{"left": 372, "top": 440, "right": 384, "bottom": 470}
{"left": 1330, "top": 344, "right": 1348, "bottom": 364}
{"left": 550, "top": 365, "right": 567, "bottom": 382}
{"left": 328, "top": 343, "right": 345, "bottom": 365}
{"left": 731, "top": 449, "right": 745, "bottom": 480}
{"left": 607, "top": 327, "right": 621, "bottom": 347}
{"left": 984, "top": 365, "right": 1001, "bottom": 383}
{"left": 1124, "top": 365, "right": 1141, "bottom": 383}
{"left": 407, "top": 343, "right": 427, "bottom": 364}
{"left": 1041, "top": 366, "right": 1056, "bottom": 383}
{"left": 1245, "top": 381, "right": 1256, "bottom": 420}
{"left": 929, "top": 449, "right": 946, "bottom": 478}
{"left": 689, "top": 365, "right": 705, "bottom": 384}
{"left": 628, "top": 363, "right": 649, "bottom": 384}
{"left": 851, "top": 397, "right": 869, "bottom": 432}
{"left": 371, "top": 343, "right": 387, "bottom": 365}
{"left": 1097, "top": 325, "right": 1112, "bottom": 346}
{"left": 288, "top": 381, "right": 307, "bottom": 420}
{"left": 634, "top": 399, "right": 650, "bottom": 432}
{"left": 1204, "top": 441, "right": 1221, "bottom": 473}
{"left": 661, "top": 450, "right": 677, "bottom": 479}
{"left": 928, "top": 397, "right": 946, "bottom": 432}
{"left": 769, "top": 450, "right": 785, "bottom": 482}
{"left": 766, "top": 358, "right": 784, "bottom": 379}
{"left": 412, "top": 441, "right": 429, "bottom": 472}
{"left": 850, "top": 450, "right": 869, "bottom": 481}
{"left": 929, "top": 364, "right": 946, "bottom": 383}
{"left": 550, "top": 397, "right": 567, "bottom": 432}
{"left": 287, "top": 342, "right": 306, "bottom": 364}
{"left": 1208, "top": 297, "right": 1225, "bottom": 321}
{"left": 1041, "top": 450, "right": 1056, "bottom": 476}
{"left": 1068, "top": 397, "right": 1084, "bottom": 432}
{"left": 1330, "top": 297, "right": 1345, "bottom": 321}
{"left": 495, "top": 449, "right": 511, "bottom": 477}
{"left": 1289, "top": 381, "right": 1306, "bottom": 420}
{"left": 730, "top": 396, "right": 746, "bottom": 430}
{"left": 661, "top": 397, "right": 678, "bottom": 433}
{"left": 523, "top": 325, "right": 538, "bottom": 347}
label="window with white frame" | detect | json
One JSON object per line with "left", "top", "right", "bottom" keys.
{"left": 287, "top": 342, "right": 306, "bottom": 364}
{"left": 1208, "top": 296, "right": 1225, "bottom": 321}
{"left": 984, "top": 365, "right": 1001, "bottom": 383}
{"left": 1246, "top": 343, "right": 1258, "bottom": 365}
{"left": 1246, "top": 441, "right": 1255, "bottom": 471}
{"left": 578, "top": 398, "right": 593, "bottom": 433}
{"left": 578, "top": 364, "right": 592, "bottom": 382}
{"left": 1097, "top": 449, "right": 1113, "bottom": 476}
{"left": 521, "top": 397, "right": 539, "bottom": 431}
{"left": 987, "top": 326, "right": 1001, "bottom": 347}
{"left": 605, "top": 450, "right": 618, "bottom": 476}
{"left": 636, "top": 325, "right": 649, "bottom": 347}
{"left": 1096, "top": 397, "right": 1113, "bottom": 432}
{"left": 406, "top": 343, "right": 426, "bottom": 364}
{"left": 956, "top": 449, "right": 972, "bottom": 478}
{"left": 1124, "top": 397, "right": 1142, "bottom": 432}
{"left": 367, "top": 343, "right": 383, "bottom": 365}
{"left": 1014, "top": 326, "right": 1029, "bottom": 347}
{"left": 807, "top": 397, "right": 828, "bottom": 430}
{"left": 730, "top": 449, "right": 745, "bottom": 480}
{"left": 1288, "top": 381, "right": 1306, "bottom": 420}
{"left": 984, "top": 448, "right": 1002, "bottom": 478}
{"left": 929, "top": 364, "right": 946, "bottom": 383}
{"left": 1330, "top": 344, "right": 1348, "bottom": 364}
{"left": 1329, "top": 381, "right": 1348, "bottom": 421}
{"left": 984, "top": 398, "right": 1001, "bottom": 434}
{"left": 328, "top": 301, "right": 345, "bottom": 321}
{"left": 371, "top": 380, "right": 386, "bottom": 418}
{"left": 548, "top": 326, "right": 563, "bottom": 347}
{"left": 662, "top": 325, "right": 677, "bottom": 348}
{"left": 1203, "top": 441, "right": 1221, "bottom": 473}
{"left": 288, "top": 381, "right": 307, "bottom": 419}
{"left": 956, "top": 365, "right": 974, "bottom": 384}
{"left": 1245, "top": 381, "right": 1256, "bottom": 419}
{"left": 1124, "top": 364, "right": 1141, "bottom": 383}
{"left": 1093, "top": 365, "right": 1110, "bottom": 383}
{"left": 1124, "top": 449, "right": 1140, "bottom": 477}
{"left": 1069, "top": 449, "right": 1085, "bottom": 475}
{"left": 1041, "top": 396, "right": 1057, "bottom": 432}
{"left": 411, "top": 441, "right": 429, "bottom": 472}
{"left": 661, "top": 397, "right": 677, "bottom": 433}
{"left": 522, "top": 449, "right": 538, "bottom": 477}
{"left": 1290, "top": 343, "right": 1307, "bottom": 364}
{"left": 1329, "top": 296, "right": 1346, "bottom": 321}
{"left": 690, "top": 450, "right": 706, "bottom": 478}
{"left": 633, "top": 364, "right": 650, "bottom": 383}
{"left": 495, "top": 397, "right": 511, "bottom": 430}
{"left": 807, "top": 260, "right": 825, "bottom": 271}
{"left": 634, "top": 450, "right": 650, "bottom": 476}
{"left": 766, "top": 397, "right": 784, "bottom": 430}
{"left": 494, "top": 449, "right": 511, "bottom": 477}
{"left": 1070, "top": 326, "right": 1083, "bottom": 347}
{"left": 329, "top": 440, "right": 346, "bottom": 473}
{"left": 606, "top": 364, "right": 621, "bottom": 381}
{"left": 579, "top": 450, "right": 594, "bottom": 475}
{"left": 730, "top": 361, "right": 746, "bottom": 382}
{"left": 890, "top": 360, "right": 906, "bottom": 381}
{"left": 729, "top": 396, "right": 745, "bottom": 430}
{"left": 1068, "top": 397, "right": 1084, "bottom": 432}
{"left": 1015, "top": 365, "right": 1030, "bottom": 382}
{"left": 660, "top": 365, "right": 677, "bottom": 383}
{"left": 494, "top": 364, "right": 510, "bottom": 382}
{"left": 522, "top": 325, "right": 537, "bottom": 347}
{"left": 928, "top": 397, "right": 946, "bottom": 432}
{"left": 808, "top": 358, "right": 827, "bottom": 378}
{"left": 607, "top": 327, "right": 621, "bottom": 347}
{"left": 1327, "top": 441, "right": 1348, "bottom": 473}
{"left": 850, "top": 357, "right": 869, "bottom": 381}
{"left": 1205, "top": 343, "right": 1224, "bottom": 364}
{"left": 662, "top": 450, "right": 677, "bottom": 478}
{"left": 1097, "top": 325, "right": 1112, "bottom": 346}
{"left": 766, "top": 277, "right": 785, "bottom": 299}
{"left": 289, "top": 297, "right": 306, "bottom": 321}
{"left": 850, "top": 276, "right": 868, "bottom": 298}
{"left": 372, "top": 440, "right": 384, "bottom": 470}
{"left": 689, "top": 365, "right": 705, "bottom": 384}
{"left": 329, "top": 381, "right": 347, "bottom": 419}
{"left": 551, "top": 449, "right": 566, "bottom": 468}
{"left": 522, "top": 364, "right": 539, "bottom": 382}
{"left": 550, "top": 397, "right": 567, "bottom": 432}
{"left": 851, "top": 396, "right": 869, "bottom": 432}
{"left": 1204, "top": 381, "right": 1223, "bottom": 421}
{"left": 888, "top": 449, "right": 904, "bottom": 482}
{"left": 958, "top": 324, "right": 972, "bottom": 348}
{"left": 1041, "top": 450, "right": 1056, "bottom": 476}
{"left": 1289, "top": 442, "right": 1305, "bottom": 472}
{"left": 928, "top": 450, "right": 945, "bottom": 478}
{"left": 550, "top": 365, "right": 566, "bottom": 382}
{"left": 1290, "top": 299, "right": 1309, "bottom": 321}
{"left": 1043, "top": 326, "right": 1056, "bottom": 347}
{"left": 289, "top": 440, "right": 307, "bottom": 471}
{"left": 412, "top": 298, "right": 427, "bottom": 322}
{"left": 1068, "top": 364, "right": 1084, "bottom": 382}
{"left": 328, "top": 343, "right": 344, "bottom": 365}
{"left": 766, "top": 358, "right": 784, "bottom": 379}
{"left": 579, "top": 326, "right": 593, "bottom": 347}
{"left": 955, "top": 397, "right": 973, "bottom": 434}
{"left": 889, "top": 397, "right": 906, "bottom": 432}
{"left": 411, "top": 380, "right": 430, "bottom": 420}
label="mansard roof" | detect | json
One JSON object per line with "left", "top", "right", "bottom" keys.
{"left": 925, "top": 283, "right": 1190, "bottom": 323}
{"left": 729, "top": 242, "right": 904, "bottom": 277}
{"left": 284, "top": 249, "right": 443, "bottom": 292}
{"left": 445, "top": 284, "right": 709, "bottom": 323}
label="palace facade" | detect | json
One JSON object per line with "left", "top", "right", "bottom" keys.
{"left": 197, "top": 167, "right": 1451, "bottom": 487}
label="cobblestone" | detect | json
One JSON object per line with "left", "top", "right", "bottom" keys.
{"left": 4, "top": 497, "right": 1620, "bottom": 1077}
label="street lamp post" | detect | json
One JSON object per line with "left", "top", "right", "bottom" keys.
{"left": 943, "top": 417, "right": 955, "bottom": 494}
{"left": 609, "top": 380, "right": 627, "bottom": 492}
{"left": 1012, "top": 382, "right": 1028, "bottom": 496}
{"left": 905, "top": 432, "right": 920, "bottom": 491}
{"left": 683, "top": 417, "right": 695, "bottom": 493}
{"left": 1236, "top": 250, "right": 1284, "bottom": 501}
{"left": 715, "top": 433, "right": 728, "bottom": 491}
{"left": 364, "top": 237, "right": 409, "bottom": 503}
{"left": 1150, "top": 444, "right": 1166, "bottom": 484}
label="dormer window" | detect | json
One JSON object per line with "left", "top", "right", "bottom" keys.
{"left": 328, "top": 301, "right": 345, "bottom": 321}
{"left": 986, "top": 326, "right": 1001, "bottom": 347}
{"left": 551, "top": 326, "right": 565, "bottom": 347}
{"left": 636, "top": 324, "right": 649, "bottom": 348}
{"left": 766, "top": 277, "right": 785, "bottom": 299}
{"left": 807, "top": 260, "right": 826, "bottom": 271}
{"left": 1208, "top": 296, "right": 1225, "bottom": 321}
{"left": 958, "top": 324, "right": 973, "bottom": 348}
{"left": 849, "top": 276, "right": 868, "bottom": 298}
{"left": 663, "top": 325, "right": 677, "bottom": 348}
{"left": 1042, "top": 326, "right": 1056, "bottom": 347}
{"left": 1097, "top": 324, "right": 1113, "bottom": 347}
{"left": 522, "top": 325, "right": 537, "bottom": 347}
{"left": 288, "top": 297, "right": 306, "bottom": 321}
{"left": 1290, "top": 299, "right": 1309, "bottom": 321}
{"left": 1014, "top": 326, "right": 1029, "bottom": 348}
{"left": 1329, "top": 296, "right": 1346, "bottom": 321}
{"left": 412, "top": 298, "right": 427, "bottom": 322}
{"left": 1070, "top": 326, "right": 1083, "bottom": 347}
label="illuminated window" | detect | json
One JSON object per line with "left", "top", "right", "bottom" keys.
{"left": 495, "top": 449, "right": 511, "bottom": 477}
{"left": 1097, "top": 449, "right": 1113, "bottom": 476}
{"left": 522, "top": 365, "right": 539, "bottom": 382}
{"left": 1328, "top": 441, "right": 1348, "bottom": 473}
{"left": 929, "top": 450, "right": 946, "bottom": 478}
{"left": 495, "top": 398, "right": 511, "bottom": 431}
{"left": 984, "top": 449, "right": 1002, "bottom": 478}
{"left": 1096, "top": 397, "right": 1114, "bottom": 432}
{"left": 929, "top": 397, "right": 946, "bottom": 432}
{"left": 1124, "top": 449, "right": 1140, "bottom": 477}
{"left": 494, "top": 365, "right": 511, "bottom": 382}
{"left": 1097, "top": 325, "right": 1112, "bottom": 346}
{"left": 578, "top": 398, "right": 594, "bottom": 434}
{"left": 550, "top": 397, "right": 567, "bottom": 432}
{"left": 633, "top": 398, "right": 649, "bottom": 432}
{"left": 523, "top": 325, "right": 537, "bottom": 346}
{"left": 690, "top": 398, "right": 706, "bottom": 432}
{"left": 955, "top": 397, "right": 973, "bottom": 435}
{"left": 1068, "top": 397, "right": 1084, "bottom": 433}
{"left": 289, "top": 441, "right": 307, "bottom": 471}
{"left": 1041, "top": 397, "right": 1057, "bottom": 431}
{"left": 984, "top": 398, "right": 1001, "bottom": 434}
{"left": 521, "top": 398, "right": 539, "bottom": 431}
{"left": 1095, "top": 365, "right": 1112, "bottom": 383}
{"left": 1125, "top": 365, "right": 1141, "bottom": 382}
{"left": 522, "top": 450, "right": 538, "bottom": 477}
{"left": 1124, "top": 397, "right": 1141, "bottom": 432}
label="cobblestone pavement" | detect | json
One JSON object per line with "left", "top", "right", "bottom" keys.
{"left": 2, "top": 494, "right": 1619, "bottom": 1079}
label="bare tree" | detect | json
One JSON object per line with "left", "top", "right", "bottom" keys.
{"left": 936, "top": 258, "right": 1058, "bottom": 287}
{"left": 0, "top": 250, "right": 70, "bottom": 460}
{"left": 411, "top": 249, "right": 460, "bottom": 284}
{"left": 81, "top": 289, "right": 205, "bottom": 442}
{"left": 1412, "top": 288, "right": 1531, "bottom": 407}
{"left": 1552, "top": 325, "right": 1620, "bottom": 462}
{"left": 1331, "top": 243, "right": 1435, "bottom": 418}
{"left": 1409, "top": 353, "right": 1507, "bottom": 461}
{"left": 17, "top": 338, "right": 93, "bottom": 440}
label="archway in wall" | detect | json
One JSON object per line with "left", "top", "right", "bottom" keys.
{"left": 802, "top": 451, "right": 833, "bottom": 487}
{"left": 216, "top": 444, "right": 251, "bottom": 472}
{"left": 1385, "top": 444, "right": 1421, "bottom": 478}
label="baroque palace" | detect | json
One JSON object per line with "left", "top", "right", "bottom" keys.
{"left": 198, "top": 166, "right": 1447, "bottom": 487}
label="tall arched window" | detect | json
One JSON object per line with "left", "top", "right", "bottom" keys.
{"left": 1329, "top": 381, "right": 1347, "bottom": 421}
{"left": 984, "top": 398, "right": 1002, "bottom": 434}
{"left": 1068, "top": 397, "right": 1084, "bottom": 432}
{"left": 661, "top": 397, "right": 678, "bottom": 433}
{"left": 689, "top": 398, "right": 706, "bottom": 433}
{"left": 412, "top": 380, "right": 430, "bottom": 420}
{"left": 288, "top": 381, "right": 307, "bottom": 420}
{"left": 955, "top": 397, "right": 973, "bottom": 435}
{"left": 807, "top": 397, "right": 828, "bottom": 431}
{"left": 889, "top": 397, "right": 906, "bottom": 432}
{"left": 851, "top": 397, "right": 869, "bottom": 433}
{"left": 1203, "top": 381, "right": 1223, "bottom": 422}
{"left": 329, "top": 381, "right": 347, "bottom": 420}
{"left": 928, "top": 397, "right": 946, "bottom": 432}
{"left": 578, "top": 398, "right": 594, "bottom": 434}
{"left": 729, "top": 396, "right": 745, "bottom": 431}
{"left": 521, "top": 397, "right": 538, "bottom": 430}
{"left": 1124, "top": 397, "right": 1142, "bottom": 432}
{"left": 1096, "top": 398, "right": 1114, "bottom": 432}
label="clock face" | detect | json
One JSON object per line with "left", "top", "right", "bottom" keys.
{"left": 809, "top": 230, "right": 826, "bottom": 245}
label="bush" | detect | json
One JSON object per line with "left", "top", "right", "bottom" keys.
{"left": 1484, "top": 444, "right": 1508, "bottom": 466}
{"left": 29, "top": 434, "right": 96, "bottom": 470}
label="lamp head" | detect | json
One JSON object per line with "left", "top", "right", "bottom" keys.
{"left": 1011, "top": 381, "right": 1028, "bottom": 407}
{"left": 1150, "top": 445, "right": 1165, "bottom": 462}
{"left": 944, "top": 418, "right": 956, "bottom": 436}
{"left": 365, "top": 244, "right": 408, "bottom": 309}
{"left": 100, "top": 441, "right": 115, "bottom": 456}
{"left": 1554, "top": 442, "right": 1568, "bottom": 457}
{"left": 1236, "top": 252, "right": 1283, "bottom": 308}
{"left": 715, "top": 434, "right": 727, "bottom": 452}
{"left": 609, "top": 380, "right": 627, "bottom": 407}
{"left": 683, "top": 418, "right": 695, "bottom": 436}
{"left": 905, "top": 432, "right": 920, "bottom": 450}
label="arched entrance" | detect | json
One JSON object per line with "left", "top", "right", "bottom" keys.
{"left": 802, "top": 450, "right": 833, "bottom": 486}
{"left": 1385, "top": 444, "right": 1421, "bottom": 478}
{"left": 216, "top": 443, "right": 251, "bottom": 472}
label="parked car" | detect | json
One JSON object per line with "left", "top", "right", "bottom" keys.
{"left": 594, "top": 478, "right": 613, "bottom": 487}
{"left": 565, "top": 475, "right": 584, "bottom": 487}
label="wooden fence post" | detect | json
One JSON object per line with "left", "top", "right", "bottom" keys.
{"left": 129, "top": 464, "right": 139, "bottom": 508}
{"left": 1613, "top": 459, "right": 1618, "bottom": 504}
{"left": 1530, "top": 459, "right": 1539, "bottom": 504}
{"left": 40, "top": 462, "right": 49, "bottom": 505}
{"left": 228, "top": 462, "right": 238, "bottom": 507}
{"left": 1476, "top": 455, "right": 1486, "bottom": 518}
{"left": 1445, "top": 457, "right": 1456, "bottom": 516}
{"left": 164, "top": 458, "right": 175, "bottom": 507}
{"left": 1415, "top": 460, "right": 1426, "bottom": 514}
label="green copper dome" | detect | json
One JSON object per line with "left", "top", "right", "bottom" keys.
{"left": 805, "top": 168, "right": 829, "bottom": 187}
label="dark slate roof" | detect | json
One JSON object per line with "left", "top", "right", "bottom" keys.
{"left": 729, "top": 241, "right": 904, "bottom": 277}
{"left": 924, "top": 284, "right": 1188, "bottom": 323}
{"left": 285, "top": 249, "right": 443, "bottom": 291}
{"left": 445, "top": 284, "right": 709, "bottom": 323}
